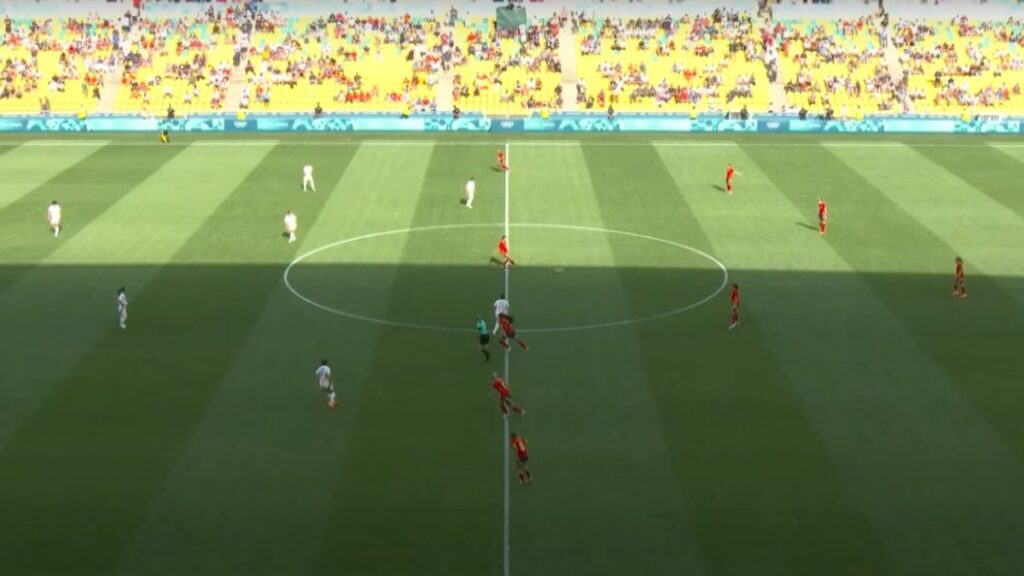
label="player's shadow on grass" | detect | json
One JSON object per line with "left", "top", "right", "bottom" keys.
{"left": 795, "top": 222, "right": 818, "bottom": 232}
{"left": 711, "top": 184, "right": 726, "bottom": 193}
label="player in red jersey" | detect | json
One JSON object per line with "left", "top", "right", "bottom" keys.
{"left": 729, "top": 283, "right": 740, "bottom": 329}
{"left": 725, "top": 163, "right": 736, "bottom": 194}
{"left": 818, "top": 198, "right": 828, "bottom": 235}
{"left": 510, "top": 432, "right": 532, "bottom": 484}
{"left": 496, "top": 234, "right": 517, "bottom": 268}
{"left": 492, "top": 373, "right": 525, "bottom": 417}
{"left": 953, "top": 257, "right": 967, "bottom": 298}
{"left": 497, "top": 149, "right": 509, "bottom": 172}
{"left": 498, "top": 313, "right": 529, "bottom": 351}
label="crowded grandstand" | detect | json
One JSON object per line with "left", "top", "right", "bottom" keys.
{"left": 3, "top": 0, "right": 1023, "bottom": 118}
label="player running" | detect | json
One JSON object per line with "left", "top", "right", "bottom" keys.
{"left": 464, "top": 177, "right": 476, "bottom": 209}
{"left": 47, "top": 200, "right": 61, "bottom": 238}
{"left": 818, "top": 198, "right": 828, "bottom": 236}
{"left": 302, "top": 162, "right": 316, "bottom": 192}
{"left": 498, "top": 313, "right": 529, "bottom": 351}
{"left": 953, "top": 257, "right": 967, "bottom": 298}
{"left": 510, "top": 432, "right": 532, "bottom": 484}
{"left": 492, "top": 294, "right": 510, "bottom": 335}
{"left": 492, "top": 373, "right": 524, "bottom": 418}
{"left": 116, "top": 286, "right": 128, "bottom": 329}
{"left": 316, "top": 359, "right": 338, "bottom": 409}
{"left": 475, "top": 316, "right": 491, "bottom": 361}
{"left": 725, "top": 163, "right": 737, "bottom": 194}
{"left": 497, "top": 149, "right": 509, "bottom": 172}
{"left": 496, "top": 235, "right": 517, "bottom": 269}
{"left": 729, "top": 283, "right": 740, "bottom": 329}
{"left": 284, "top": 210, "right": 298, "bottom": 243}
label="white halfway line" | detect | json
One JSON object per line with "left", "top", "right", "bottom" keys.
{"left": 502, "top": 141, "right": 512, "bottom": 576}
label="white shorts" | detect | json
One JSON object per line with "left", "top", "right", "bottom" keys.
{"left": 50, "top": 219, "right": 61, "bottom": 227}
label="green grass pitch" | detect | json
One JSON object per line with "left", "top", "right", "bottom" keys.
{"left": 1, "top": 133, "right": 1023, "bottom": 575}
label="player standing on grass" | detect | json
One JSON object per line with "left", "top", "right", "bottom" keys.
{"left": 47, "top": 200, "right": 61, "bottom": 238}
{"left": 953, "top": 257, "right": 967, "bottom": 298}
{"left": 302, "top": 162, "right": 316, "bottom": 192}
{"left": 497, "top": 149, "right": 509, "bottom": 172}
{"left": 496, "top": 235, "right": 517, "bottom": 268}
{"left": 475, "top": 316, "right": 491, "bottom": 361}
{"left": 818, "top": 198, "right": 828, "bottom": 236}
{"left": 725, "top": 163, "right": 736, "bottom": 195}
{"left": 492, "top": 373, "right": 524, "bottom": 417}
{"left": 498, "top": 313, "right": 529, "bottom": 351}
{"left": 284, "top": 210, "right": 298, "bottom": 243}
{"left": 510, "top": 432, "right": 532, "bottom": 484}
{"left": 729, "top": 283, "right": 740, "bottom": 329}
{"left": 116, "top": 287, "right": 128, "bottom": 329}
{"left": 316, "top": 359, "right": 338, "bottom": 409}
{"left": 464, "top": 177, "right": 476, "bottom": 209}
{"left": 492, "top": 294, "right": 510, "bottom": 335}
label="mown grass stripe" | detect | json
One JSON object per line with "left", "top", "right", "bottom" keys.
{"left": 0, "top": 143, "right": 340, "bottom": 575}
{"left": 305, "top": 143, "right": 505, "bottom": 575}
{"left": 744, "top": 141, "right": 1024, "bottom": 575}
{"left": 505, "top": 142, "right": 707, "bottom": 575}
{"left": 0, "top": 143, "right": 184, "bottom": 288}
{"left": 581, "top": 143, "right": 887, "bottom": 575}
{"left": 114, "top": 144, "right": 432, "bottom": 576}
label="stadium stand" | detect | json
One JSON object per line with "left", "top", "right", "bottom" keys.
{"left": 575, "top": 9, "right": 772, "bottom": 114}
{"left": 5, "top": 0, "right": 1024, "bottom": 118}
{"left": 450, "top": 12, "right": 563, "bottom": 115}
{"left": 0, "top": 15, "right": 117, "bottom": 115}
{"left": 896, "top": 16, "right": 1024, "bottom": 116}
{"left": 777, "top": 14, "right": 898, "bottom": 118}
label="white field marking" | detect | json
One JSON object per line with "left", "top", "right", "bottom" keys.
{"left": 9, "top": 139, "right": 1017, "bottom": 148}
{"left": 821, "top": 142, "right": 907, "bottom": 147}
{"left": 502, "top": 141, "right": 511, "bottom": 576}
{"left": 281, "top": 223, "right": 729, "bottom": 333}
{"left": 22, "top": 140, "right": 111, "bottom": 146}
{"left": 192, "top": 140, "right": 279, "bottom": 146}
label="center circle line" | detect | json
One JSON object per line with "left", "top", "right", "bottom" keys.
{"left": 282, "top": 223, "right": 729, "bottom": 333}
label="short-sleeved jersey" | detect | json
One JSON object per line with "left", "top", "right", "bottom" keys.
{"left": 497, "top": 151, "right": 505, "bottom": 161}
{"left": 476, "top": 319, "right": 488, "bottom": 335}
{"left": 316, "top": 364, "right": 331, "bottom": 385}
{"left": 730, "top": 287, "right": 740, "bottom": 307}
{"left": 493, "top": 376, "right": 510, "bottom": 398}
{"left": 956, "top": 261, "right": 964, "bottom": 278}
{"left": 494, "top": 298, "right": 510, "bottom": 317}
{"left": 284, "top": 213, "right": 297, "bottom": 230}
{"left": 498, "top": 238, "right": 509, "bottom": 253}
{"left": 303, "top": 164, "right": 313, "bottom": 177}
{"left": 726, "top": 166, "right": 735, "bottom": 180}
{"left": 466, "top": 179, "right": 476, "bottom": 194}
{"left": 818, "top": 201, "right": 828, "bottom": 218}
{"left": 117, "top": 292, "right": 128, "bottom": 311}
{"left": 511, "top": 436, "right": 528, "bottom": 459}
{"left": 48, "top": 204, "right": 62, "bottom": 221}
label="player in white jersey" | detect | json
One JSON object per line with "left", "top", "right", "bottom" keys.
{"left": 316, "top": 359, "right": 337, "bottom": 409}
{"left": 284, "top": 210, "right": 298, "bottom": 243}
{"left": 302, "top": 163, "right": 316, "bottom": 192}
{"left": 47, "top": 200, "right": 62, "bottom": 237}
{"left": 464, "top": 177, "right": 476, "bottom": 209}
{"left": 493, "top": 293, "right": 510, "bottom": 335}
{"left": 116, "top": 286, "right": 128, "bottom": 329}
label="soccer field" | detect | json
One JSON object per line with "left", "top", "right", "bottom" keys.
{"left": 2, "top": 133, "right": 1024, "bottom": 575}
